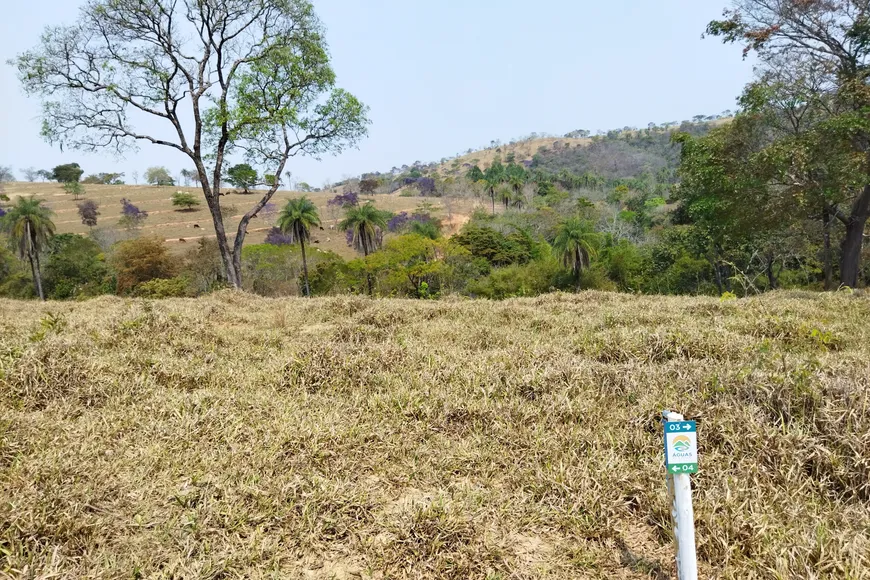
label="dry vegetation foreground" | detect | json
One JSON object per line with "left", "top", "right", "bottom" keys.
{"left": 1, "top": 292, "right": 869, "bottom": 579}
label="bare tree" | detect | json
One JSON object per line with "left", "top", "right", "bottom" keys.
{"left": 12, "top": 0, "right": 369, "bottom": 288}
{"left": 21, "top": 167, "right": 39, "bottom": 182}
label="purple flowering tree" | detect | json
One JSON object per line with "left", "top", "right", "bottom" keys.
{"left": 265, "top": 227, "right": 294, "bottom": 246}
{"left": 416, "top": 177, "right": 436, "bottom": 195}
{"left": 387, "top": 212, "right": 410, "bottom": 232}
{"left": 119, "top": 198, "right": 148, "bottom": 228}
{"left": 328, "top": 191, "right": 358, "bottom": 222}
{"left": 327, "top": 191, "right": 359, "bottom": 208}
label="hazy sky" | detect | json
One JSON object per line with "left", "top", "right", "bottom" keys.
{"left": 0, "top": 0, "right": 753, "bottom": 186}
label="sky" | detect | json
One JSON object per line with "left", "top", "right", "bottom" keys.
{"left": 0, "top": 0, "right": 754, "bottom": 187}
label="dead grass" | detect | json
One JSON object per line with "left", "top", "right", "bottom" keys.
{"left": 1, "top": 291, "right": 869, "bottom": 578}
{"left": 2, "top": 183, "right": 479, "bottom": 258}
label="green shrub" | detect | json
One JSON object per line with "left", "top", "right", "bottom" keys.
{"left": 601, "top": 240, "right": 647, "bottom": 291}
{"left": 579, "top": 264, "right": 618, "bottom": 291}
{"left": 241, "top": 243, "right": 301, "bottom": 296}
{"left": 466, "top": 257, "right": 563, "bottom": 299}
{"left": 44, "top": 234, "right": 112, "bottom": 299}
{"left": 453, "top": 225, "right": 535, "bottom": 266}
{"left": 133, "top": 277, "right": 190, "bottom": 298}
{"left": 307, "top": 251, "right": 346, "bottom": 296}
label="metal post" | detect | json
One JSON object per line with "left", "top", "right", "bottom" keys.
{"left": 663, "top": 410, "right": 698, "bottom": 580}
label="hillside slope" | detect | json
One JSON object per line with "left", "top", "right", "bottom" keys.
{"left": 417, "top": 120, "right": 726, "bottom": 181}
{"left": 1, "top": 291, "right": 868, "bottom": 578}
{"left": 0, "top": 182, "right": 478, "bottom": 258}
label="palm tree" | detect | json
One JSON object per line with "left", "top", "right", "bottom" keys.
{"left": 276, "top": 196, "right": 321, "bottom": 297}
{"left": 478, "top": 176, "right": 499, "bottom": 215}
{"left": 508, "top": 173, "right": 526, "bottom": 200}
{"left": 0, "top": 196, "right": 55, "bottom": 300}
{"left": 552, "top": 218, "right": 601, "bottom": 290}
{"left": 479, "top": 161, "right": 507, "bottom": 215}
{"left": 339, "top": 202, "right": 389, "bottom": 295}
{"left": 497, "top": 185, "right": 513, "bottom": 210}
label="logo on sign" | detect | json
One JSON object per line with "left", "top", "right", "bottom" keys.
{"left": 672, "top": 435, "right": 692, "bottom": 452}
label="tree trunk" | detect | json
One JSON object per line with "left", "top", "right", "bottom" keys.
{"left": 574, "top": 249, "right": 583, "bottom": 291}
{"left": 839, "top": 185, "right": 870, "bottom": 288}
{"left": 300, "top": 237, "right": 310, "bottom": 297}
{"left": 710, "top": 256, "right": 724, "bottom": 295}
{"left": 362, "top": 236, "right": 373, "bottom": 296}
{"left": 765, "top": 253, "right": 777, "bottom": 290}
{"left": 204, "top": 194, "right": 239, "bottom": 289}
{"left": 822, "top": 206, "right": 833, "bottom": 291}
{"left": 26, "top": 222, "right": 44, "bottom": 301}
{"left": 490, "top": 189, "right": 495, "bottom": 215}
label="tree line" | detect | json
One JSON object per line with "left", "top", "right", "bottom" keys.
{"left": 4, "top": 0, "right": 868, "bottom": 297}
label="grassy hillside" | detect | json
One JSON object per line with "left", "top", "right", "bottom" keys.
{"left": 434, "top": 137, "right": 591, "bottom": 175}
{"left": 529, "top": 122, "right": 719, "bottom": 182}
{"left": 1, "top": 292, "right": 868, "bottom": 578}
{"left": 0, "top": 182, "right": 479, "bottom": 258}
{"left": 420, "top": 120, "right": 727, "bottom": 181}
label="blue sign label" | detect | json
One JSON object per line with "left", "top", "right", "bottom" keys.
{"left": 664, "top": 421, "right": 698, "bottom": 473}
{"left": 664, "top": 421, "right": 696, "bottom": 433}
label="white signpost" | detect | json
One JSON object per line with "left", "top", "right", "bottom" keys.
{"left": 662, "top": 410, "right": 698, "bottom": 580}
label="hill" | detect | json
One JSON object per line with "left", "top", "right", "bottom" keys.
{"left": 382, "top": 119, "right": 727, "bottom": 184}
{"left": 0, "top": 182, "right": 479, "bottom": 258}
{"left": 434, "top": 137, "right": 592, "bottom": 175}
{"left": 1, "top": 291, "right": 868, "bottom": 578}
{"left": 529, "top": 122, "right": 720, "bottom": 183}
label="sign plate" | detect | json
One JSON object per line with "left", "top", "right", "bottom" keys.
{"left": 664, "top": 421, "right": 698, "bottom": 474}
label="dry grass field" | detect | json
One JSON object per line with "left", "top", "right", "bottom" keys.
{"left": 1, "top": 183, "right": 481, "bottom": 259}
{"left": 1, "top": 291, "right": 869, "bottom": 578}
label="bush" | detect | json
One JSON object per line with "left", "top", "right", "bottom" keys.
{"left": 578, "top": 264, "right": 618, "bottom": 291}
{"left": 307, "top": 252, "right": 346, "bottom": 296}
{"left": 646, "top": 254, "right": 713, "bottom": 295}
{"left": 111, "top": 236, "right": 178, "bottom": 294}
{"left": 181, "top": 238, "right": 226, "bottom": 295}
{"left": 241, "top": 243, "right": 301, "bottom": 296}
{"left": 601, "top": 239, "right": 647, "bottom": 291}
{"left": 466, "top": 257, "right": 563, "bottom": 299}
{"left": 0, "top": 244, "right": 34, "bottom": 299}
{"left": 453, "top": 225, "right": 535, "bottom": 266}
{"left": 44, "top": 234, "right": 112, "bottom": 299}
{"left": 172, "top": 191, "right": 201, "bottom": 210}
{"left": 264, "top": 227, "right": 294, "bottom": 246}
{"left": 133, "top": 276, "right": 190, "bottom": 298}
{"left": 364, "top": 234, "right": 450, "bottom": 297}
